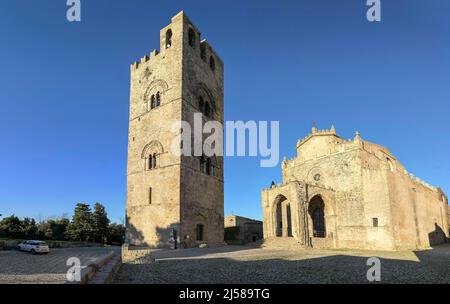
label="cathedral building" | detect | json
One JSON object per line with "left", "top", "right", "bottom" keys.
{"left": 262, "top": 127, "right": 448, "bottom": 250}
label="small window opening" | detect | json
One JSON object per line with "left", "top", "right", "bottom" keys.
{"left": 373, "top": 218, "right": 379, "bottom": 227}
{"left": 149, "top": 187, "right": 152, "bottom": 204}
{"left": 196, "top": 224, "right": 204, "bottom": 241}
{"left": 188, "top": 28, "right": 195, "bottom": 48}
{"left": 166, "top": 29, "right": 173, "bottom": 48}
{"left": 209, "top": 56, "right": 215, "bottom": 71}
{"left": 200, "top": 44, "right": 206, "bottom": 60}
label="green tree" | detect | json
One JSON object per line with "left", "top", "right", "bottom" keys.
{"left": 92, "top": 203, "right": 110, "bottom": 243}
{"left": 66, "top": 203, "right": 93, "bottom": 242}
{"left": 0, "top": 215, "right": 22, "bottom": 239}
{"left": 108, "top": 223, "right": 125, "bottom": 245}
{"left": 45, "top": 218, "right": 70, "bottom": 240}
{"left": 21, "top": 217, "right": 38, "bottom": 239}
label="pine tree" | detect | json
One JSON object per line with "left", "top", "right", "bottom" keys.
{"left": 108, "top": 223, "right": 125, "bottom": 244}
{"left": 66, "top": 203, "right": 93, "bottom": 242}
{"left": 21, "top": 217, "right": 38, "bottom": 239}
{"left": 0, "top": 215, "right": 22, "bottom": 238}
{"left": 92, "top": 203, "right": 110, "bottom": 243}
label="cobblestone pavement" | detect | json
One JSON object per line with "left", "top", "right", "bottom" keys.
{"left": 0, "top": 247, "right": 119, "bottom": 284}
{"left": 114, "top": 244, "right": 450, "bottom": 284}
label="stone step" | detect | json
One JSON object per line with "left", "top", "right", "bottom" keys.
{"left": 88, "top": 253, "right": 122, "bottom": 284}
{"left": 257, "top": 237, "right": 303, "bottom": 249}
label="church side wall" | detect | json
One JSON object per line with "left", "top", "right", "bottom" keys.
{"left": 360, "top": 147, "right": 396, "bottom": 250}
{"left": 361, "top": 142, "right": 448, "bottom": 250}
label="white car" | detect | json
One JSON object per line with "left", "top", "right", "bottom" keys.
{"left": 17, "top": 240, "right": 50, "bottom": 254}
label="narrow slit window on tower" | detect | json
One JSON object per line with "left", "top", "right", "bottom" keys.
{"left": 209, "top": 56, "right": 215, "bottom": 71}
{"left": 148, "top": 187, "right": 152, "bottom": 204}
{"left": 188, "top": 28, "right": 195, "bottom": 48}
{"left": 166, "top": 29, "right": 172, "bottom": 48}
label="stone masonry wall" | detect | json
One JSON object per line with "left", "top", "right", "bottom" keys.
{"left": 126, "top": 12, "right": 224, "bottom": 248}
{"left": 262, "top": 128, "right": 448, "bottom": 251}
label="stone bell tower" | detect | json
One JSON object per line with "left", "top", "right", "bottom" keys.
{"left": 125, "top": 11, "right": 224, "bottom": 248}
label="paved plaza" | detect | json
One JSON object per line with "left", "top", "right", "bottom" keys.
{"left": 114, "top": 244, "right": 450, "bottom": 284}
{"left": 0, "top": 247, "right": 119, "bottom": 284}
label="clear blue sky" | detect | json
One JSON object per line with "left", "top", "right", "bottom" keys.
{"left": 1, "top": 0, "right": 449, "bottom": 223}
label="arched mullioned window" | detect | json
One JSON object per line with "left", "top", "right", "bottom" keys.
{"left": 148, "top": 153, "right": 157, "bottom": 170}
{"left": 209, "top": 56, "right": 215, "bottom": 71}
{"left": 199, "top": 155, "right": 215, "bottom": 176}
{"left": 198, "top": 95, "right": 212, "bottom": 118}
{"left": 142, "top": 140, "right": 163, "bottom": 171}
{"left": 150, "top": 92, "right": 161, "bottom": 110}
{"left": 188, "top": 28, "right": 195, "bottom": 48}
{"left": 166, "top": 29, "right": 173, "bottom": 48}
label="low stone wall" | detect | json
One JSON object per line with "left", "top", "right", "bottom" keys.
{"left": 121, "top": 245, "right": 155, "bottom": 264}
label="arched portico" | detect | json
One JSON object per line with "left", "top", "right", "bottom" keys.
{"left": 305, "top": 190, "right": 337, "bottom": 248}
{"left": 308, "top": 195, "right": 326, "bottom": 238}
{"left": 272, "top": 195, "right": 293, "bottom": 238}
{"left": 261, "top": 181, "right": 308, "bottom": 244}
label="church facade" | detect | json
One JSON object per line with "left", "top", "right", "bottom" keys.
{"left": 262, "top": 127, "right": 448, "bottom": 250}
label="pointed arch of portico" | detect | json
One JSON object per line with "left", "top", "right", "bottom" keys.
{"left": 262, "top": 182, "right": 307, "bottom": 241}
{"left": 305, "top": 185, "right": 337, "bottom": 243}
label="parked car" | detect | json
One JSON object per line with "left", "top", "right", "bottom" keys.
{"left": 17, "top": 240, "right": 50, "bottom": 254}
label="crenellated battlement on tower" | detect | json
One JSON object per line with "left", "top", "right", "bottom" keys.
{"left": 130, "top": 49, "right": 160, "bottom": 70}
{"left": 130, "top": 11, "right": 223, "bottom": 75}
